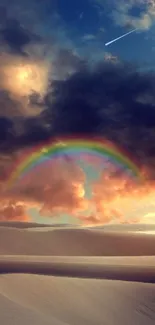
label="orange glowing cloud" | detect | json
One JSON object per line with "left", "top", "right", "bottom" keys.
{"left": 1, "top": 150, "right": 155, "bottom": 225}
{"left": 91, "top": 170, "right": 155, "bottom": 224}
{"left": 4, "top": 157, "right": 88, "bottom": 219}
{"left": 0, "top": 200, "right": 30, "bottom": 222}
{"left": 140, "top": 212, "right": 155, "bottom": 224}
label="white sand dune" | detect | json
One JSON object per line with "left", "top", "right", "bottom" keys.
{"left": 0, "top": 274, "right": 155, "bottom": 325}
{"left": 1, "top": 225, "right": 155, "bottom": 256}
{"left": 1, "top": 222, "right": 155, "bottom": 324}
{"left": 0, "top": 255, "right": 155, "bottom": 283}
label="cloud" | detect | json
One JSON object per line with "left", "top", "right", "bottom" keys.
{"left": 0, "top": 30, "right": 50, "bottom": 118}
{"left": 0, "top": 1, "right": 85, "bottom": 222}
{"left": 140, "top": 212, "right": 155, "bottom": 223}
{"left": 93, "top": 0, "right": 155, "bottom": 29}
{"left": 1, "top": 58, "right": 155, "bottom": 223}
{"left": 1, "top": 0, "right": 155, "bottom": 223}
{"left": 52, "top": 49, "right": 86, "bottom": 80}
{"left": 82, "top": 34, "right": 96, "bottom": 41}
{"left": 0, "top": 155, "right": 89, "bottom": 222}
{"left": 41, "top": 61, "right": 155, "bottom": 175}
{"left": 78, "top": 215, "right": 101, "bottom": 225}
{"left": 4, "top": 156, "right": 155, "bottom": 225}
{"left": 104, "top": 52, "right": 119, "bottom": 63}
{"left": 0, "top": 1, "right": 83, "bottom": 122}
{"left": 91, "top": 171, "right": 155, "bottom": 224}
{"left": 0, "top": 201, "right": 30, "bottom": 221}
{"left": 0, "top": 18, "right": 40, "bottom": 55}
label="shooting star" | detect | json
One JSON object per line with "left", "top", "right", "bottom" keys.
{"left": 105, "top": 28, "right": 138, "bottom": 46}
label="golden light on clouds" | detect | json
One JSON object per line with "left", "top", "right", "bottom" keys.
{"left": 91, "top": 171, "right": 155, "bottom": 224}
{"left": 0, "top": 53, "right": 51, "bottom": 116}
{"left": 140, "top": 212, "right": 155, "bottom": 224}
{"left": 75, "top": 183, "right": 85, "bottom": 198}
{"left": 17, "top": 66, "right": 33, "bottom": 84}
{"left": 4, "top": 60, "right": 49, "bottom": 97}
{"left": 0, "top": 53, "right": 50, "bottom": 100}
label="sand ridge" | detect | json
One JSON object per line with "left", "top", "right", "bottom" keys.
{"left": 0, "top": 222, "right": 155, "bottom": 324}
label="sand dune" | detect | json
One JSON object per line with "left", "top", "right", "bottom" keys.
{"left": 1, "top": 274, "right": 155, "bottom": 325}
{"left": 1, "top": 221, "right": 155, "bottom": 231}
{"left": 1, "top": 225, "right": 155, "bottom": 256}
{"left": 0, "top": 255, "right": 155, "bottom": 283}
{"left": 0, "top": 221, "right": 73, "bottom": 229}
{"left": 1, "top": 222, "right": 155, "bottom": 324}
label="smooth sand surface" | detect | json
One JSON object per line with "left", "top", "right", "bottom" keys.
{"left": 1, "top": 225, "right": 155, "bottom": 256}
{"left": 1, "top": 222, "right": 155, "bottom": 324}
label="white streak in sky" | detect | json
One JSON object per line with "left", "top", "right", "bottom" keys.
{"left": 105, "top": 29, "right": 138, "bottom": 46}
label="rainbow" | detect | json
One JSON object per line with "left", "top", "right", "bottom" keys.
{"left": 8, "top": 136, "right": 143, "bottom": 187}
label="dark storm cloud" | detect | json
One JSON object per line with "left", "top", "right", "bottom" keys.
{"left": 1, "top": 58, "right": 155, "bottom": 168}
{"left": 2, "top": 53, "right": 155, "bottom": 176}
{"left": 40, "top": 61, "right": 155, "bottom": 174}
{"left": 53, "top": 49, "right": 87, "bottom": 79}
{"left": 0, "top": 18, "right": 41, "bottom": 56}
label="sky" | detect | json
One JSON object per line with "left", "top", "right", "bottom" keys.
{"left": 1, "top": 0, "right": 155, "bottom": 225}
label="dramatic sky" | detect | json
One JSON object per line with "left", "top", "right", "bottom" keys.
{"left": 1, "top": 0, "right": 155, "bottom": 225}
